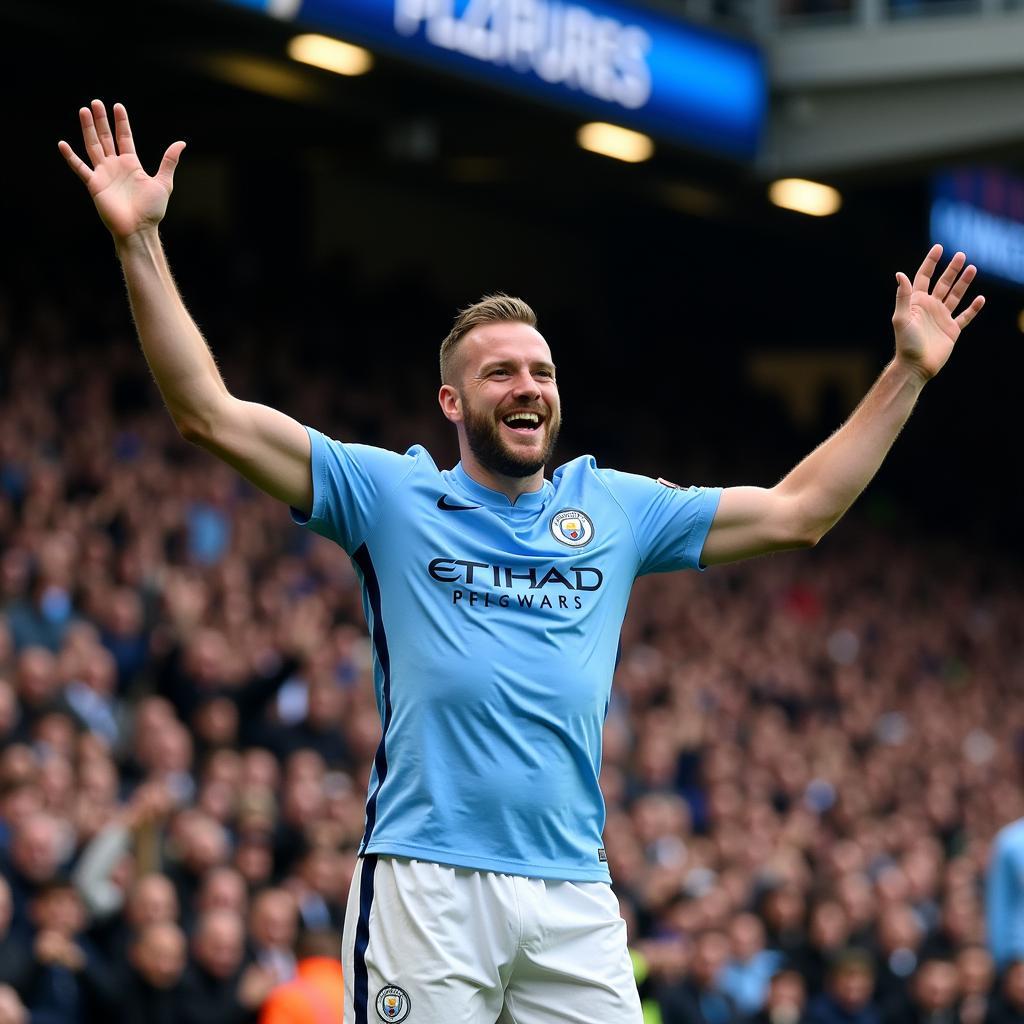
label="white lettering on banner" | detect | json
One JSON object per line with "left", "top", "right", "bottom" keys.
{"left": 393, "top": 0, "right": 652, "bottom": 110}
{"left": 931, "top": 198, "right": 1024, "bottom": 286}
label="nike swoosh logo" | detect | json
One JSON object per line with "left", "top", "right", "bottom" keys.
{"left": 437, "top": 496, "right": 482, "bottom": 512}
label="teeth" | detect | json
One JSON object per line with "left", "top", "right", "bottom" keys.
{"left": 504, "top": 412, "right": 540, "bottom": 425}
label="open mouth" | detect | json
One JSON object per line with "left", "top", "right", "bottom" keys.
{"left": 501, "top": 411, "right": 543, "bottom": 434}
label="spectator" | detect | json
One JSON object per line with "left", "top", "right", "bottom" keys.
{"left": 273, "top": 675, "right": 349, "bottom": 768}
{"left": 97, "top": 586, "right": 149, "bottom": 693}
{"left": 985, "top": 960, "right": 1024, "bottom": 1024}
{"left": 287, "top": 845, "right": 346, "bottom": 933}
{"left": 884, "top": 958, "right": 960, "bottom": 1024}
{"left": 799, "top": 902, "right": 853, "bottom": 997}
{"left": 155, "top": 630, "right": 299, "bottom": 744}
{"left": 720, "top": 912, "right": 782, "bottom": 1015}
{"left": 179, "top": 909, "right": 276, "bottom": 1024}
{"left": 248, "top": 889, "right": 299, "bottom": 983}
{"left": 12, "top": 649, "right": 60, "bottom": 729}
{"left": 927, "top": 895, "right": 985, "bottom": 961}
{"left": 196, "top": 866, "right": 249, "bottom": 919}
{"left": 90, "top": 871, "right": 179, "bottom": 965}
{"left": 836, "top": 876, "right": 877, "bottom": 951}
{"left": 807, "top": 950, "right": 881, "bottom": 1024}
{"left": 72, "top": 781, "right": 174, "bottom": 923}
{"left": 7, "top": 566, "right": 76, "bottom": 655}
{"left": 126, "top": 873, "right": 181, "bottom": 930}
{"left": 956, "top": 945, "right": 994, "bottom": 1024}
{"left": 0, "top": 875, "right": 31, "bottom": 993}
{"left": 762, "top": 883, "right": 809, "bottom": 964}
{"left": 873, "top": 904, "right": 924, "bottom": 1008}
{"left": 22, "top": 878, "right": 105, "bottom": 1024}
{"left": 2, "top": 811, "right": 69, "bottom": 939}
{"left": 60, "top": 645, "right": 126, "bottom": 751}
{"left": 258, "top": 930, "right": 344, "bottom": 1024}
{"left": 235, "top": 833, "right": 275, "bottom": 892}
{"left": 272, "top": 768, "right": 327, "bottom": 879}
{"left": 165, "top": 811, "right": 229, "bottom": 923}
{"left": 114, "top": 921, "right": 188, "bottom": 1024}
{"left": 748, "top": 968, "right": 810, "bottom": 1024}
{"left": 659, "top": 929, "right": 742, "bottom": 1024}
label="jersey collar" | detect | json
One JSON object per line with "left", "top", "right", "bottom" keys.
{"left": 451, "top": 462, "right": 552, "bottom": 510}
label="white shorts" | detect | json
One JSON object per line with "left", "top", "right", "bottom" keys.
{"left": 342, "top": 854, "right": 642, "bottom": 1024}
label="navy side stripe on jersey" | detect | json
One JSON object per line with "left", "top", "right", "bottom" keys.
{"left": 353, "top": 544, "right": 393, "bottom": 851}
{"left": 353, "top": 854, "right": 379, "bottom": 1024}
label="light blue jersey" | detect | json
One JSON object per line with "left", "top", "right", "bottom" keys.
{"left": 292, "top": 428, "right": 721, "bottom": 882}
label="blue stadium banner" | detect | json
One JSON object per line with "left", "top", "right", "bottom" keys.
{"left": 931, "top": 170, "right": 1024, "bottom": 289}
{"left": 220, "top": 0, "right": 766, "bottom": 158}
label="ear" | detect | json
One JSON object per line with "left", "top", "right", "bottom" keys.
{"left": 438, "top": 384, "right": 462, "bottom": 423}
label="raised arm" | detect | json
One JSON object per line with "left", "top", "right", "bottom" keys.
{"left": 59, "top": 100, "right": 313, "bottom": 515}
{"left": 700, "top": 245, "right": 985, "bottom": 566}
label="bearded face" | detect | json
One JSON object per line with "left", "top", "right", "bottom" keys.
{"left": 440, "top": 320, "right": 561, "bottom": 483}
{"left": 460, "top": 388, "right": 561, "bottom": 479}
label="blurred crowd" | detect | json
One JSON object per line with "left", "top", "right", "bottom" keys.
{"left": 0, "top": 287, "right": 1023, "bottom": 1024}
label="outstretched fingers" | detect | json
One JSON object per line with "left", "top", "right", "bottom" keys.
{"left": 912, "top": 243, "right": 943, "bottom": 294}
{"left": 91, "top": 99, "right": 116, "bottom": 158}
{"left": 156, "top": 141, "right": 187, "bottom": 192}
{"left": 79, "top": 106, "right": 104, "bottom": 166}
{"left": 943, "top": 263, "right": 977, "bottom": 312}
{"left": 57, "top": 140, "right": 92, "bottom": 183}
{"left": 893, "top": 271, "right": 913, "bottom": 324}
{"left": 955, "top": 295, "right": 985, "bottom": 332}
{"left": 932, "top": 250, "right": 966, "bottom": 303}
{"left": 112, "top": 103, "right": 135, "bottom": 155}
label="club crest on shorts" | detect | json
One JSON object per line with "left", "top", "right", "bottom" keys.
{"left": 376, "top": 986, "right": 411, "bottom": 1022}
{"left": 550, "top": 508, "right": 594, "bottom": 547}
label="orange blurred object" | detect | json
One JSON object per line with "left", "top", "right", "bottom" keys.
{"left": 259, "top": 957, "right": 345, "bottom": 1024}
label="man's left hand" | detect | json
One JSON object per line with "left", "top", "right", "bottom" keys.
{"left": 893, "top": 244, "right": 985, "bottom": 382}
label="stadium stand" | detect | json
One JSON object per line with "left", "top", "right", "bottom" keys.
{"left": 0, "top": 267, "right": 1019, "bottom": 1023}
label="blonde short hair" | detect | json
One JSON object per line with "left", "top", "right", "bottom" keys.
{"left": 439, "top": 293, "right": 537, "bottom": 385}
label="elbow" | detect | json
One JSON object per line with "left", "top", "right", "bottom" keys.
{"left": 775, "top": 493, "right": 828, "bottom": 549}
{"left": 790, "top": 522, "right": 829, "bottom": 549}
{"left": 174, "top": 417, "right": 205, "bottom": 446}
{"left": 173, "top": 393, "right": 234, "bottom": 449}
{"left": 173, "top": 397, "right": 231, "bottom": 449}
{"left": 174, "top": 413, "right": 215, "bottom": 448}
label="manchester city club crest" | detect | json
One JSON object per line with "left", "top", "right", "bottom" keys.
{"left": 550, "top": 508, "right": 594, "bottom": 548}
{"left": 376, "top": 985, "right": 411, "bottom": 1022}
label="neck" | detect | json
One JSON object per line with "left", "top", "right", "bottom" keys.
{"left": 459, "top": 449, "right": 545, "bottom": 504}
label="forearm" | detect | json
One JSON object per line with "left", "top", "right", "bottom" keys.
{"left": 116, "top": 227, "right": 229, "bottom": 436}
{"left": 777, "top": 359, "right": 925, "bottom": 540}
{"left": 133, "top": 819, "right": 163, "bottom": 876}
{"left": 71, "top": 823, "right": 131, "bottom": 918}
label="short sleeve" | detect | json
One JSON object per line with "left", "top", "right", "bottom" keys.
{"left": 598, "top": 469, "right": 722, "bottom": 575}
{"left": 290, "top": 427, "right": 418, "bottom": 554}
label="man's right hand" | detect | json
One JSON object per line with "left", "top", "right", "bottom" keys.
{"left": 58, "top": 100, "right": 185, "bottom": 243}
{"left": 57, "top": 98, "right": 314, "bottom": 517}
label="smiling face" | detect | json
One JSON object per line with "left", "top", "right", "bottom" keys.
{"left": 440, "top": 320, "right": 561, "bottom": 483}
